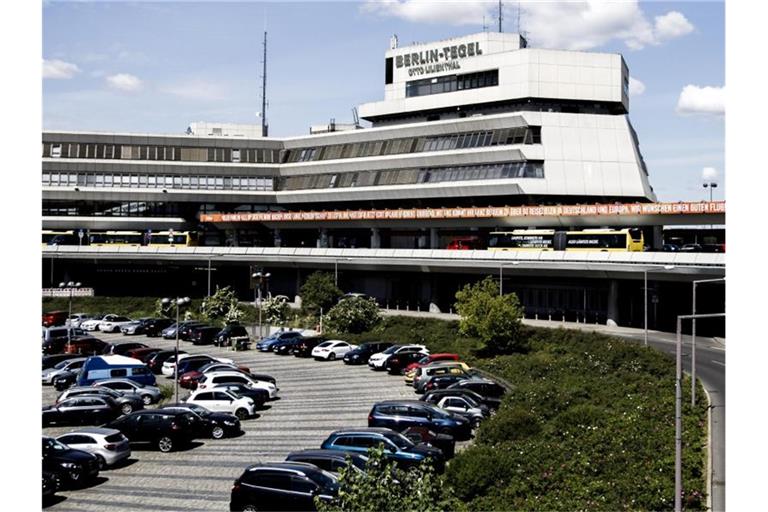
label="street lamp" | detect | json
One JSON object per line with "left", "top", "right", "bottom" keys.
{"left": 690, "top": 277, "right": 725, "bottom": 406}
{"left": 207, "top": 254, "right": 223, "bottom": 298}
{"left": 703, "top": 182, "right": 717, "bottom": 201}
{"left": 59, "top": 281, "right": 81, "bottom": 352}
{"left": 499, "top": 261, "right": 520, "bottom": 296}
{"left": 252, "top": 272, "right": 271, "bottom": 340}
{"left": 643, "top": 265, "right": 675, "bottom": 346}
{"left": 161, "top": 296, "right": 191, "bottom": 404}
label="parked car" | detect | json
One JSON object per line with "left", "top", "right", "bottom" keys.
{"left": 42, "top": 436, "right": 100, "bottom": 488}
{"left": 102, "top": 342, "right": 149, "bottom": 355}
{"left": 368, "top": 400, "right": 472, "bottom": 441}
{"left": 143, "top": 318, "right": 174, "bottom": 337}
{"left": 422, "top": 374, "right": 471, "bottom": 393}
{"left": 197, "top": 371, "right": 278, "bottom": 398}
{"left": 55, "top": 428, "right": 131, "bottom": 468}
{"left": 119, "top": 318, "right": 154, "bottom": 335}
{"left": 321, "top": 428, "right": 445, "bottom": 472}
{"left": 312, "top": 340, "right": 357, "bottom": 361}
{"left": 174, "top": 355, "right": 231, "bottom": 378}
{"left": 403, "top": 353, "right": 460, "bottom": 376}
{"left": 104, "top": 409, "right": 202, "bottom": 452}
{"left": 230, "top": 462, "right": 339, "bottom": 512}
{"left": 42, "top": 354, "right": 81, "bottom": 370}
{"left": 57, "top": 385, "right": 145, "bottom": 415}
{"left": 98, "top": 316, "right": 133, "bottom": 333}
{"left": 161, "top": 321, "right": 204, "bottom": 340}
{"left": 291, "top": 336, "right": 327, "bottom": 357}
{"left": 80, "top": 314, "right": 116, "bottom": 331}
{"left": 680, "top": 243, "right": 703, "bottom": 252}
{"left": 67, "top": 313, "right": 93, "bottom": 329}
{"left": 214, "top": 324, "right": 250, "bottom": 347}
{"left": 662, "top": 243, "right": 680, "bottom": 252}
{"left": 185, "top": 388, "right": 257, "bottom": 420}
{"left": 42, "top": 328, "right": 93, "bottom": 354}
{"left": 421, "top": 388, "right": 502, "bottom": 411}
{"left": 42, "top": 357, "right": 87, "bottom": 385}
{"left": 256, "top": 330, "right": 303, "bottom": 351}
{"left": 271, "top": 336, "right": 306, "bottom": 355}
{"left": 161, "top": 353, "right": 232, "bottom": 377}
{"left": 401, "top": 426, "right": 456, "bottom": 459}
{"left": 42, "top": 395, "right": 122, "bottom": 427}
{"left": 62, "top": 336, "right": 108, "bottom": 356}
{"left": 212, "top": 383, "right": 269, "bottom": 409}
{"left": 343, "top": 342, "right": 393, "bottom": 365}
{"left": 367, "top": 344, "right": 429, "bottom": 370}
{"left": 43, "top": 311, "right": 68, "bottom": 327}
{"left": 285, "top": 449, "right": 368, "bottom": 476}
{"left": 53, "top": 370, "right": 79, "bottom": 391}
{"left": 434, "top": 395, "right": 489, "bottom": 427}
{"left": 146, "top": 349, "right": 187, "bottom": 374}
{"left": 77, "top": 355, "right": 157, "bottom": 387}
{"left": 190, "top": 326, "right": 222, "bottom": 346}
{"left": 385, "top": 350, "right": 429, "bottom": 375}
{"left": 42, "top": 470, "right": 60, "bottom": 500}
{"left": 161, "top": 402, "right": 242, "bottom": 439}
{"left": 93, "top": 378, "right": 162, "bottom": 405}
{"left": 178, "top": 322, "right": 209, "bottom": 341}
{"left": 123, "top": 347, "right": 162, "bottom": 362}
{"left": 178, "top": 363, "right": 256, "bottom": 390}
{"left": 447, "top": 378, "right": 507, "bottom": 400}
{"left": 412, "top": 362, "right": 473, "bottom": 392}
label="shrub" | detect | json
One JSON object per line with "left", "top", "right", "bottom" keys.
{"left": 478, "top": 406, "right": 541, "bottom": 444}
{"left": 261, "top": 296, "right": 288, "bottom": 325}
{"left": 200, "top": 286, "right": 243, "bottom": 326}
{"left": 324, "top": 296, "right": 381, "bottom": 334}
{"left": 300, "top": 271, "right": 342, "bottom": 316}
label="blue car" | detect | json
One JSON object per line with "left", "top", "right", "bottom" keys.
{"left": 367, "top": 400, "right": 472, "bottom": 441}
{"left": 320, "top": 427, "right": 444, "bottom": 472}
{"left": 255, "top": 331, "right": 303, "bottom": 352}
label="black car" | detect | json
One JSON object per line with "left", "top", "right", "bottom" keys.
{"left": 213, "top": 383, "right": 269, "bottom": 409}
{"left": 230, "top": 462, "right": 339, "bottom": 512}
{"left": 447, "top": 378, "right": 507, "bottom": 400}
{"left": 343, "top": 342, "right": 393, "bottom": 365}
{"left": 43, "top": 436, "right": 100, "bottom": 489}
{"left": 291, "top": 336, "right": 327, "bottom": 357}
{"left": 421, "top": 388, "right": 502, "bottom": 411}
{"left": 190, "top": 326, "right": 222, "bottom": 346}
{"left": 285, "top": 449, "right": 368, "bottom": 476}
{"left": 385, "top": 350, "right": 427, "bottom": 375}
{"left": 104, "top": 409, "right": 202, "bottom": 452}
{"left": 161, "top": 403, "right": 242, "bottom": 439}
{"left": 272, "top": 336, "right": 305, "bottom": 355}
{"left": 368, "top": 400, "right": 472, "bottom": 441}
{"left": 143, "top": 318, "right": 174, "bottom": 337}
{"left": 42, "top": 334, "right": 92, "bottom": 355}
{"left": 52, "top": 370, "right": 79, "bottom": 391}
{"left": 102, "top": 342, "right": 149, "bottom": 355}
{"left": 402, "top": 426, "right": 456, "bottom": 459}
{"left": 147, "top": 349, "right": 188, "bottom": 375}
{"left": 422, "top": 374, "right": 471, "bottom": 393}
{"left": 57, "top": 386, "right": 144, "bottom": 415}
{"left": 175, "top": 355, "right": 220, "bottom": 377}
{"left": 42, "top": 354, "right": 80, "bottom": 370}
{"left": 42, "top": 395, "right": 123, "bottom": 427}
{"left": 215, "top": 324, "right": 250, "bottom": 347}
{"left": 179, "top": 322, "right": 208, "bottom": 341}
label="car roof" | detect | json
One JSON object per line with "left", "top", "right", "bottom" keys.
{"left": 245, "top": 462, "right": 324, "bottom": 474}
{"left": 287, "top": 449, "right": 366, "bottom": 460}
{"left": 328, "top": 427, "right": 397, "bottom": 436}
{"left": 375, "top": 400, "right": 431, "bottom": 407}
{"left": 60, "top": 427, "right": 120, "bottom": 436}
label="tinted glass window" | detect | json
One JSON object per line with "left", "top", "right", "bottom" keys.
{"left": 252, "top": 472, "right": 291, "bottom": 490}
{"left": 291, "top": 476, "right": 318, "bottom": 493}
{"left": 196, "top": 392, "right": 214, "bottom": 401}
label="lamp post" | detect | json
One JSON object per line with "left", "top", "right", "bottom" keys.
{"left": 499, "top": 261, "right": 520, "bottom": 296}
{"left": 161, "top": 296, "right": 191, "bottom": 404}
{"left": 690, "top": 277, "right": 725, "bottom": 406}
{"left": 702, "top": 182, "right": 717, "bottom": 202}
{"left": 252, "top": 272, "right": 271, "bottom": 339}
{"left": 59, "top": 281, "right": 81, "bottom": 353}
{"left": 643, "top": 265, "right": 675, "bottom": 346}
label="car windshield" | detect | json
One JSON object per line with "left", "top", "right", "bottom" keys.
{"left": 53, "top": 360, "right": 72, "bottom": 370}
{"left": 417, "top": 356, "right": 430, "bottom": 364}
{"left": 45, "top": 438, "right": 69, "bottom": 452}
{"left": 311, "top": 470, "right": 339, "bottom": 494}
{"left": 382, "top": 345, "right": 400, "bottom": 354}
{"left": 384, "top": 432, "right": 415, "bottom": 449}
{"left": 316, "top": 341, "right": 333, "bottom": 348}
{"left": 461, "top": 395, "right": 480, "bottom": 407}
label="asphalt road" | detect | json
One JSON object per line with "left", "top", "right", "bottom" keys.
{"left": 42, "top": 330, "right": 417, "bottom": 511}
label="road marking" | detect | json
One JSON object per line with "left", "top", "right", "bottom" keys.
{"left": 711, "top": 360, "right": 725, "bottom": 367}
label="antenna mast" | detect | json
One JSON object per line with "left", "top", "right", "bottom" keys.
{"left": 498, "top": 0, "right": 503, "bottom": 33}
{"left": 261, "top": 31, "right": 268, "bottom": 136}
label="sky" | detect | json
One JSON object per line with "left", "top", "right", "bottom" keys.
{"left": 42, "top": 0, "right": 725, "bottom": 202}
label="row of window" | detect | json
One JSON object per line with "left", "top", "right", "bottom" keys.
{"left": 43, "top": 143, "right": 280, "bottom": 164}
{"left": 282, "top": 125, "right": 541, "bottom": 163}
{"left": 42, "top": 172, "right": 274, "bottom": 191}
{"left": 406, "top": 69, "right": 499, "bottom": 98}
{"left": 279, "top": 161, "right": 544, "bottom": 190}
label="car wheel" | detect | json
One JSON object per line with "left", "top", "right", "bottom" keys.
{"left": 328, "top": 352, "right": 336, "bottom": 361}
{"left": 157, "top": 436, "right": 174, "bottom": 453}
{"left": 211, "top": 426, "right": 225, "bottom": 439}
{"left": 242, "top": 505, "right": 259, "bottom": 512}
{"left": 95, "top": 455, "right": 107, "bottom": 470}
{"left": 68, "top": 468, "right": 82, "bottom": 484}
{"left": 141, "top": 395, "right": 153, "bottom": 406}
{"left": 121, "top": 403, "right": 133, "bottom": 415}
{"left": 235, "top": 408, "right": 249, "bottom": 420}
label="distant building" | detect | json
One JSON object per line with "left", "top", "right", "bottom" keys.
{"left": 186, "top": 122, "right": 264, "bottom": 138}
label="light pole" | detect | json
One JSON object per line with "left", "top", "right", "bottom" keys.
{"left": 499, "top": 261, "right": 520, "bottom": 296}
{"left": 161, "top": 296, "right": 191, "bottom": 404}
{"left": 690, "top": 277, "right": 725, "bottom": 406}
{"left": 703, "top": 182, "right": 717, "bottom": 202}
{"left": 59, "top": 281, "right": 81, "bottom": 353}
{"left": 643, "top": 265, "right": 675, "bottom": 346}
{"left": 252, "top": 272, "right": 271, "bottom": 339}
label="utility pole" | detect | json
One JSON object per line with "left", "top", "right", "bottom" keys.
{"left": 261, "top": 31, "right": 268, "bottom": 136}
{"left": 498, "top": 0, "right": 503, "bottom": 32}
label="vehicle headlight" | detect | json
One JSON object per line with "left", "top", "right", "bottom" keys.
{"left": 223, "top": 420, "right": 236, "bottom": 426}
{"left": 352, "top": 354, "right": 359, "bottom": 359}
{"left": 60, "top": 462, "right": 79, "bottom": 469}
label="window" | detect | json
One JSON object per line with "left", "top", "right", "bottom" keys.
{"left": 51, "top": 144, "right": 62, "bottom": 158}
{"left": 232, "top": 149, "right": 241, "bottom": 163}
{"left": 195, "top": 392, "right": 214, "bottom": 401}
{"left": 110, "top": 369, "right": 128, "bottom": 377}
{"left": 385, "top": 57, "right": 394, "bottom": 84}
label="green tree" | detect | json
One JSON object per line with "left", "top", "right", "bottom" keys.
{"left": 300, "top": 271, "right": 342, "bottom": 316}
{"left": 316, "top": 445, "right": 464, "bottom": 512}
{"left": 200, "top": 286, "right": 243, "bottom": 325}
{"left": 325, "top": 296, "right": 381, "bottom": 334}
{"left": 261, "top": 296, "right": 289, "bottom": 325}
{"left": 454, "top": 276, "right": 526, "bottom": 354}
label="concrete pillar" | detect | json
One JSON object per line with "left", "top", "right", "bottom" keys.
{"left": 429, "top": 228, "right": 439, "bottom": 249}
{"left": 606, "top": 280, "right": 619, "bottom": 327}
{"left": 318, "top": 228, "right": 329, "bottom": 248}
{"left": 652, "top": 226, "right": 663, "bottom": 251}
{"left": 370, "top": 228, "right": 381, "bottom": 248}
{"left": 273, "top": 229, "right": 282, "bottom": 248}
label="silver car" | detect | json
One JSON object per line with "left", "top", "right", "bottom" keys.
{"left": 56, "top": 428, "right": 131, "bottom": 468}
{"left": 42, "top": 357, "right": 87, "bottom": 385}
{"left": 93, "top": 378, "right": 162, "bottom": 405}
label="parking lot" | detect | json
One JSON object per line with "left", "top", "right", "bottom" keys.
{"left": 42, "top": 330, "right": 417, "bottom": 511}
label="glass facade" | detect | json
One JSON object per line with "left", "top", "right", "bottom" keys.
{"left": 42, "top": 142, "right": 279, "bottom": 164}
{"left": 42, "top": 171, "right": 274, "bottom": 191}
{"left": 405, "top": 69, "right": 499, "bottom": 98}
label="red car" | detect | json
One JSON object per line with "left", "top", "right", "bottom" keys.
{"left": 178, "top": 363, "right": 252, "bottom": 390}
{"left": 124, "top": 347, "right": 162, "bottom": 362}
{"left": 63, "top": 337, "right": 108, "bottom": 356}
{"left": 403, "top": 353, "right": 460, "bottom": 375}
{"left": 42, "top": 311, "right": 68, "bottom": 327}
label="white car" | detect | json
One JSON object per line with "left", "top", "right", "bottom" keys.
{"left": 436, "top": 395, "right": 487, "bottom": 426}
{"left": 197, "top": 371, "right": 278, "bottom": 399}
{"left": 368, "top": 344, "right": 429, "bottom": 370}
{"left": 185, "top": 388, "right": 256, "bottom": 420}
{"left": 66, "top": 313, "right": 92, "bottom": 329}
{"left": 161, "top": 354, "right": 234, "bottom": 377}
{"left": 98, "top": 316, "right": 133, "bottom": 333}
{"left": 80, "top": 315, "right": 115, "bottom": 331}
{"left": 56, "top": 428, "right": 131, "bottom": 468}
{"left": 311, "top": 340, "right": 358, "bottom": 361}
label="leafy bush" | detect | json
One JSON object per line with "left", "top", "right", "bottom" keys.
{"left": 261, "top": 296, "right": 288, "bottom": 325}
{"left": 477, "top": 405, "right": 541, "bottom": 444}
{"left": 300, "top": 271, "right": 342, "bottom": 316}
{"left": 324, "top": 296, "right": 381, "bottom": 334}
{"left": 454, "top": 276, "right": 526, "bottom": 354}
{"left": 200, "top": 286, "right": 243, "bottom": 326}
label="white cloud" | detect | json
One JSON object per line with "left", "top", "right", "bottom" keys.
{"left": 676, "top": 85, "right": 725, "bottom": 116}
{"left": 161, "top": 80, "right": 227, "bottom": 101}
{"left": 361, "top": 1, "right": 694, "bottom": 51}
{"left": 43, "top": 59, "right": 80, "bottom": 79}
{"left": 701, "top": 167, "right": 718, "bottom": 181}
{"left": 105, "top": 73, "right": 143, "bottom": 92}
{"left": 628, "top": 77, "right": 645, "bottom": 96}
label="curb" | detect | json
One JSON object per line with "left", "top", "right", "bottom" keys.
{"left": 703, "top": 385, "right": 713, "bottom": 512}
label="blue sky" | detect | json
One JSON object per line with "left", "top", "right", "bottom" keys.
{"left": 42, "top": 1, "right": 724, "bottom": 202}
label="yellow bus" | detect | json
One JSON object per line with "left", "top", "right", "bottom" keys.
{"left": 88, "top": 231, "right": 144, "bottom": 247}
{"left": 147, "top": 231, "right": 198, "bottom": 247}
{"left": 42, "top": 230, "right": 77, "bottom": 246}
{"left": 489, "top": 228, "right": 644, "bottom": 252}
